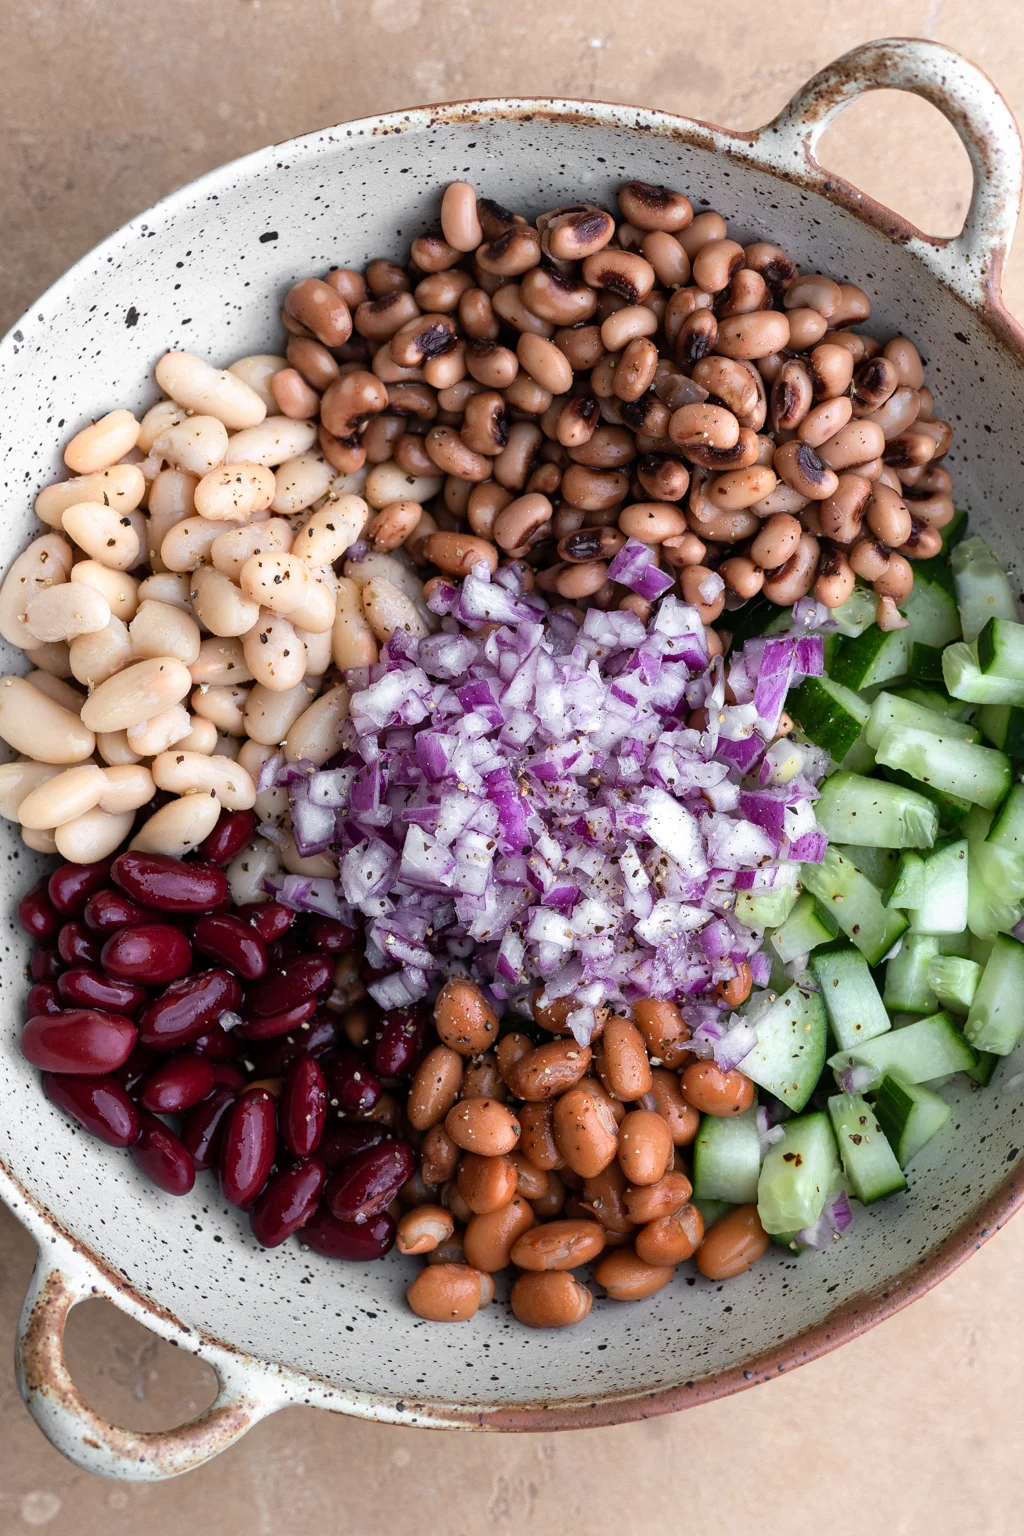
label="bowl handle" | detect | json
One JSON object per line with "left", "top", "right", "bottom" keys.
{"left": 15, "top": 1245, "right": 286, "bottom": 1480}
{"left": 746, "top": 37, "right": 1023, "bottom": 310}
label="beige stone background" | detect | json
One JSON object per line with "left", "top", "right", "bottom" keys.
{"left": 2, "top": 0, "right": 1024, "bottom": 1529}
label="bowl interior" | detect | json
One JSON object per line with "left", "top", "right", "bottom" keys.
{"left": 2, "top": 103, "right": 1023, "bottom": 1420}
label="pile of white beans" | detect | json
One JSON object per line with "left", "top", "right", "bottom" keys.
{"left": 0, "top": 349, "right": 430, "bottom": 899}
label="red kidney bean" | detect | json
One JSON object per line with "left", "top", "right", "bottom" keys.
{"left": 191, "top": 1023, "right": 245, "bottom": 1060}
{"left": 302, "top": 916, "right": 356, "bottom": 954}
{"left": 220, "top": 1087, "right": 277, "bottom": 1206}
{"left": 116, "top": 1044, "right": 157, "bottom": 1095}
{"left": 250, "top": 1157, "right": 326, "bottom": 1247}
{"left": 322, "top": 1048, "right": 382, "bottom": 1114}
{"left": 30, "top": 946, "right": 63, "bottom": 981}
{"left": 191, "top": 913, "right": 267, "bottom": 980}
{"left": 42, "top": 1072, "right": 141, "bottom": 1146}
{"left": 180, "top": 1084, "right": 237, "bottom": 1170}
{"left": 101, "top": 924, "right": 192, "bottom": 985}
{"left": 129, "top": 1111, "right": 196, "bottom": 1196}
{"left": 236, "top": 901, "right": 295, "bottom": 942}
{"left": 22, "top": 1009, "right": 137, "bottom": 1074}
{"left": 139, "top": 1053, "right": 216, "bottom": 1114}
{"left": 369, "top": 1006, "right": 427, "bottom": 1078}
{"left": 111, "top": 851, "right": 228, "bottom": 914}
{"left": 234, "top": 997, "right": 318, "bottom": 1041}
{"left": 18, "top": 878, "right": 62, "bottom": 940}
{"left": 326, "top": 1139, "right": 415, "bottom": 1223}
{"left": 138, "top": 969, "right": 242, "bottom": 1051}
{"left": 57, "top": 923, "right": 101, "bottom": 967}
{"left": 25, "top": 981, "right": 61, "bottom": 1017}
{"left": 209, "top": 1060, "right": 246, "bottom": 1091}
{"left": 300, "top": 1206, "right": 395, "bottom": 1261}
{"left": 57, "top": 968, "right": 148, "bottom": 1015}
{"left": 317, "top": 1121, "right": 389, "bottom": 1170}
{"left": 247, "top": 954, "right": 334, "bottom": 1017}
{"left": 83, "top": 888, "right": 147, "bottom": 933}
{"left": 281, "top": 1055, "right": 327, "bottom": 1157}
{"left": 48, "top": 859, "right": 113, "bottom": 917}
{"left": 199, "top": 807, "right": 258, "bottom": 866}
{"left": 246, "top": 1010, "right": 339, "bottom": 1077}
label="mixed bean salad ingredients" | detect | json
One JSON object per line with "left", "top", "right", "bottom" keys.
{"left": 7, "top": 176, "right": 1022, "bottom": 1330}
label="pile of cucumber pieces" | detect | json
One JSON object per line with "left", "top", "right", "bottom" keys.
{"left": 695, "top": 514, "right": 1024, "bottom": 1257}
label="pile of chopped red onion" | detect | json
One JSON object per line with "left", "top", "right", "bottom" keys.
{"left": 263, "top": 551, "right": 828, "bottom": 1048}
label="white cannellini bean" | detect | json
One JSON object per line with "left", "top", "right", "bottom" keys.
{"left": 98, "top": 763, "right": 155, "bottom": 813}
{"left": 69, "top": 617, "right": 133, "bottom": 688}
{"left": 155, "top": 351, "right": 267, "bottom": 430}
{"left": 242, "top": 680, "right": 316, "bottom": 746}
{"left": 138, "top": 400, "right": 187, "bottom": 453}
{"left": 23, "top": 641, "right": 73, "bottom": 679}
{"left": 332, "top": 577, "right": 379, "bottom": 668}
{"left": 146, "top": 468, "right": 198, "bottom": 570}
{"left": 293, "top": 495, "right": 369, "bottom": 565}
{"left": 137, "top": 571, "right": 193, "bottom": 611}
{"left": 329, "top": 464, "right": 370, "bottom": 498}
{"left": 0, "top": 761, "right": 63, "bottom": 821}
{"left": 189, "top": 565, "right": 261, "bottom": 637}
{"left": 361, "top": 576, "right": 430, "bottom": 642}
{"left": 126, "top": 704, "right": 193, "bottom": 756}
{"left": 25, "top": 671, "right": 86, "bottom": 712}
{"left": 189, "top": 637, "right": 252, "bottom": 686}
{"left": 129, "top": 793, "right": 221, "bottom": 855}
{"left": 152, "top": 750, "right": 256, "bottom": 809}
{"left": 213, "top": 733, "right": 241, "bottom": 761}
{"left": 224, "top": 417, "right": 316, "bottom": 467}
{"left": 228, "top": 355, "right": 287, "bottom": 414}
{"left": 55, "top": 807, "right": 135, "bottom": 862}
{"left": 129, "top": 600, "right": 202, "bottom": 665}
{"left": 226, "top": 835, "right": 281, "bottom": 905}
{"left": 242, "top": 609, "right": 306, "bottom": 691}
{"left": 237, "top": 739, "right": 275, "bottom": 781}
{"left": 19, "top": 764, "right": 108, "bottom": 829}
{"left": 153, "top": 415, "right": 229, "bottom": 475}
{"left": 255, "top": 781, "right": 288, "bottom": 826}
{"left": 296, "top": 624, "right": 333, "bottom": 676}
{"left": 270, "top": 453, "right": 334, "bottom": 514}
{"left": 64, "top": 410, "right": 140, "bottom": 474}
{"left": 23, "top": 826, "right": 59, "bottom": 854}
{"left": 191, "top": 683, "right": 249, "bottom": 735}
{"left": 70, "top": 561, "right": 140, "bottom": 623}
{"left": 342, "top": 549, "right": 423, "bottom": 603}
{"left": 161, "top": 515, "right": 239, "bottom": 572}
{"left": 80, "top": 656, "right": 193, "bottom": 732}
{"left": 284, "top": 684, "right": 350, "bottom": 765}
{"left": 35, "top": 465, "right": 147, "bottom": 530}
{"left": 239, "top": 551, "right": 312, "bottom": 615}
{"left": 211, "top": 518, "right": 293, "bottom": 580}
{"left": 96, "top": 730, "right": 142, "bottom": 766}
{"left": 24, "top": 583, "right": 111, "bottom": 643}
{"left": 0, "top": 676, "right": 95, "bottom": 763}
{"left": 176, "top": 714, "right": 218, "bottom": 754}
{"left": 365, "top": 459, "right": 442, "bottom": 509}
{"left": 0, "top": 534, "right": 74, "bottom": 648}
{"left": 62, "top": 501, "right": 140, "bottom": 571}
{"left": 278, "top": 826, "right": 337, "bottom": 878}
{"left": 194, "top": 462, "right": 276, "bottom": 523}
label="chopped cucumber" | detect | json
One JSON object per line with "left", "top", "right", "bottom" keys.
{"left": 828, "top": 1093, "right": 908, "bottom": 1202}
{"left": 977, "top": 703, "right": 1024, "bottom": 756}
{"left": 815, "top": 770, "right": 937, "bottom": 849}
{"left": 788, "top": 675, "right": 870, "bottom": 762}
{"left": 828, "top": 584, "right": 878, "bottom": 638}
{"left": 726, "top": 593, "right": 792, "bottom": 647}
{"left": 964, "top": 932, "right": 1024, "bottom": 1054}
{"left": 839, "top": 733, "right": 877, "bottom": 775}
{"left": 977, "top": 616, "right": 1024, "bottom": 681}
{"left": 866, "top": 690, "right": 980, "bottom": 748}
{"left": 692, "top": 1108, "right": 761, "bottom": 1205}
{"left": 877, "top": 765, "right": 971, "bottom": 832}
{"left": 757, "top": 1112, "right": 840, "bottom": 1236}
{"left": 966, "top": 805, "right": 1024, "bottom": 939}
{"left": 951, "top": 536, "right": 1016, "bottom": 642}
{"left": 812, "top": 944, "right": 891, "bottom": 1050}
{"left": 828, "top": 1010, "right": 977, "bottom": 1088}
{"left": 872, "top": 1075, "right": 952, "bottom": 1166}
{"left": 874, "top": 725, "right": 1011, "bottom": 809}
{"left": 691, "top": 1197, "right": 735, "bottom": 1228}
{"left": 741, "top": 986, "right": 828, "bottom": 1112}
{"left": 940, "top": 507, "right": 969, "bottom": 553}
{"left": 926, "top": 955, "right": 982, "bottom": 1014}
{"left": 943, "top": 640, "right": 1024, "bottom": 705}
{"left": 898, "top": 561, "right": 961, "bottom": 649}
{"left": 833, "top": 844, "right": 899, "bottom": 890}
{"left": 769, "top": 891, "right": 839, "bottom": 964}
{"left": 883, "top": 934, "right": 940, "bottom": 1013}
{"left": 893, "top": 684, "right": 975, "bottom": 722}
{"left": 908, "top": 838, "right": 969, "bottom": 935}
{"left": 966, "top": 1050, "right": 999, "bottom": 1086}
{"left": 985, "top": 782, "right": 1024, "bottom": 855}
{"left": 885, "top": 850, "right": 926, "bottom": 909}
{"left": 910, "top": 642, "right": 946, "bottom": 686}
{"left": 800, "top": 846, "right": 908, "bottom": 964}
{"left": 733, "top": 883, "right": 801, "bottom": 930}
{"left": 830, "top": 626, "right": 910, "bottom": 691}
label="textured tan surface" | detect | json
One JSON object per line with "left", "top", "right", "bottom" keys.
{"left": 2, "top": 0, "right": 1024, "bottom": 1526}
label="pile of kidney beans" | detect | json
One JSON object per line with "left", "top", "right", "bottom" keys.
{"left": 16, "top": 811, "right": 423, "bottom": 1262}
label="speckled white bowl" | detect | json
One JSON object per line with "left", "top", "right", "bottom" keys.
{"left": 3, "top": 36, "right": 1024, "bottom": 1481}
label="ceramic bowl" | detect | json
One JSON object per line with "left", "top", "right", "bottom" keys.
{"left": 3, "top": 35, "right": 1024, "bottom": 1481}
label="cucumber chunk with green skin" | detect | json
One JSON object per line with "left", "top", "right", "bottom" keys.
{"left": 874, "top": 725, "right": 1012, "bottom": 809}
{"left": 964, "top": 932, "right": 1024, "bottom": 1054}
{"left": 940, "top": 506, "right": 969, "bottom": 554}
{"left": 877, "top": 765, "right": 971, "bottom": 832}
{"left": 800, "top": 846, "right": 908, "bottom": 965}
{"left": 757, "top": 1112, "right": 840, "bottom": 1236}
{"left": 966, "top": 806, "right": 1024, "bottom": 939}
{"left": 985, "top": 782, "right": 1024, "bottom": 854}
{"left": 883, "top": 934, "right": 941, "bottom": 1013}
{"left": 691, "top": 1198, "right": 735, "bottom": 1229}
{"left": 832, "top": 844, "right": 899, "bottom": 890}
{"left": 966, "top": 1050, "right": 999, "bottom": 1086}
{"left": 726, "top": 593, "right": 792, "bottom": 647}
{"left": 866, "top": 690, "right": 980, "bottom": 748}
{"left": 828, "top": 1010, "right": 977, "bottom": 1088}
{"left": 897, "top": 562, "right": 961, "bottom": 649}
{"left": 976, "top": 703, "right": 1024, "bottom": 755}
{"left": 938, "top": 929, "right": 973, "bottom": 958}
{"left": 977, "top": 616, "right": 1024, "bottom": 681}
{"left": 828, "top": 1093, "right": 908, "bottom": 1202}
{"left": 733, "top": 882, "right": 800, "bottom": 930}
{"left": 926, "top": 955, "right": 982, "bottom": 1014}
{"left": 910, "top": 642, "right": 946, "bottom": 686}
{"left": 769, "top": 892, "right": 840, "bottom": 964}
{"left": 872, "top": 1075, "right": 953, "bottom": 1167}
{"left": 828, "top": 584, "right": 878, "bottom": 638}
{"left": 812, "top": 945, "right": 891, "bottom": 1050}
{"left": 815, "top": 770, "right": 938, "bottom": 849}
{"left": 893, "top": 684, "right": 975, "bottom": 722}
{"left": 951, "top": 535, "right": 1017, "bottom": 642}
{"left": 787, "top": 675, "right": 870, "bottom": 761}
{"left": 692, "top": 1109, "right": 761, "bottom": 1205}
{"left": 909, "top": 838, "right": 969, "bottom": 935}
{"left": 830, "top": 626, "right": 911, "bottom": 691}
{"left": 885, "top": 850, "right": 926, "bottom": 909}
{"left": 740, "top": 987, "right": 828, "bottom": 1111}
{"left": 943, "top": 641, "right": 1024, "bottom": 705}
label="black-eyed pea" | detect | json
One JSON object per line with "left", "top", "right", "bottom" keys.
{"left": 618, "top": 502, "right": 687, "bottom": 542}
{"left": 784, "top": 306, "right": 828, "bottom": 350}
{"left": 883, "top": 337, "right": 925, "bottom": 390}
{"left": 814, "top": 543, "right": 857, "bottom": 607}
{"left": 784, "top": 273, "right": 842, "bottom": 317}
{"left": 808, "top": 343, "right": 854, "bottom": 401}
{"left": 715, "top": 311, "right": 790, "bottom": 360}
{"left": 762, "top": 532, "right": 820, "bottom": 604}
{"left": 751, "top": 513, "right": 801, "bottom": 570}
{"left": 773, "top": 440, "right": 839, "bottom": 500}
{"left": 817, "top": 420, "right": 886, "bottom": 473}
{"left": 706, "top": 465, "right": 777, "bottom": 511}
{"left": 492, "top": 493, "right": 553, "bottom": 554}
{"left": 770, "top": 360, "right": 813, "bottom": 434}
